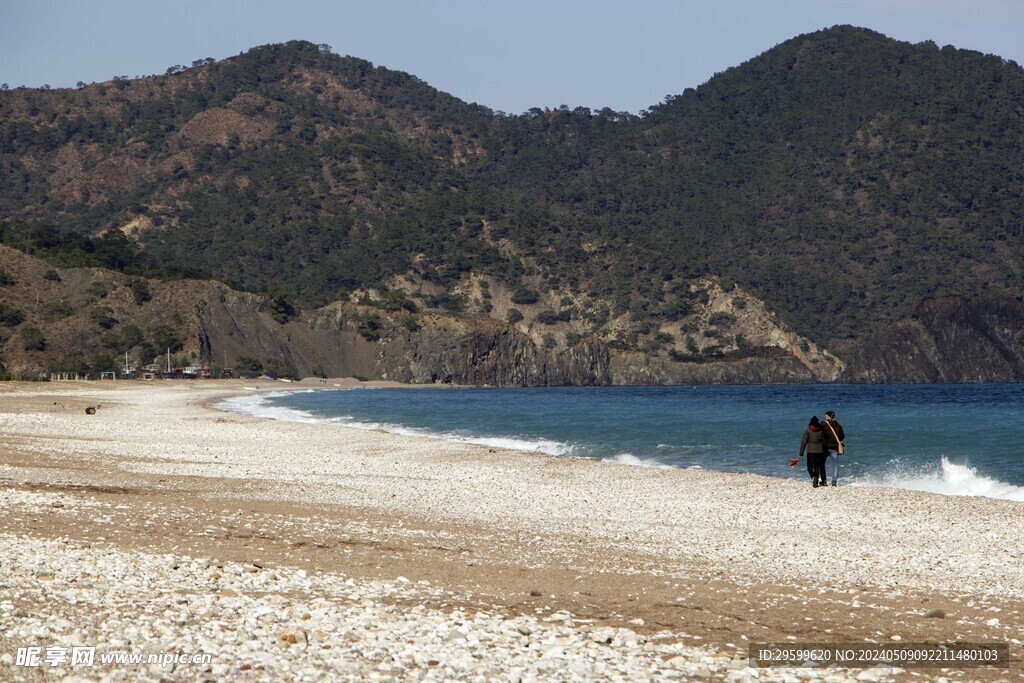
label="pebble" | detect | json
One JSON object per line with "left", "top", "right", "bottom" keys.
{"left": 0, "top": 533, "right": 885, "bottom": 683}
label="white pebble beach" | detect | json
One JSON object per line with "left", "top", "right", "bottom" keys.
{"left": 1, "top": 380, "right": 1020, "bottom": 682}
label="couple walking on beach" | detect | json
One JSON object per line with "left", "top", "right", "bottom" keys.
{"left": 797, "top": 411, "right": 845, "bottom": 487}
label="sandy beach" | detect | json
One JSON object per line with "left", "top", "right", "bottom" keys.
{"left": 0, "top": 380, "right": 1020, "bottom": 682}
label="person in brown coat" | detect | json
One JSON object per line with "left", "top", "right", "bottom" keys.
{"left": 798, "top": 416, "right": 827, "bottom": 487}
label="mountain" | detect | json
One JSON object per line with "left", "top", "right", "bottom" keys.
{"left": 1, "top": 27, "right": 1023, "bottom": 383}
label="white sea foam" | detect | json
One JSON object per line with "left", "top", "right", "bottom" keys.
{"left": 601, "top": 453, "right": 674, "bottom": 469}
{"left": 327, "top": 418, "right": 579, "bottom": 456}
{"left": 217, "top": 391, "right": 321, "bottom": 423}
{"left": 218, "top": 393, "right": 578, "bottom": 457}
{"left": 853, "top": 456, "right": 1024, "bottom": 503}
{"left": 460, "top": 435, "right": 576, "bottom": 455}
{"left": 338, "top": 420, "right": 579, "bottom": 456}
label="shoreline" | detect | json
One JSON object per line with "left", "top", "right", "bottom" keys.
{"left": 1, "top": 380, "right": 1020, "bottom": 681}
{"left": 216, "top": 381, "right": 1024, "bottom": 505}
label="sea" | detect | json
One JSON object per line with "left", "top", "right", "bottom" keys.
{"left": 219, "top": 384, "right": 1024, "bottom": 503}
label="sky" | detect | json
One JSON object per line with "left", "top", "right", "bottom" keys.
{"left": 2, "top": 0, "right": 1023, "bottom": 114}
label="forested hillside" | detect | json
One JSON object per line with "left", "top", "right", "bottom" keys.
{"left": 481, "top": 26, "right": 1024, "bottom": 347}
{"left": 1, "top": 26, "right": 1022, "bottom": 379}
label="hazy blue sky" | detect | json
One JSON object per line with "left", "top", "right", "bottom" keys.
{"left": 2, "top": 0, "right": 1022, "bottom": 114}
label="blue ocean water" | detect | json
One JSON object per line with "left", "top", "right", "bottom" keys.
{"left": 221, "top": 384, "right": 1024, "bottom": 502}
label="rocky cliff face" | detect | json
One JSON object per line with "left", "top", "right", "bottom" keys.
{"left": 192, "top": 294, "right": 1024, "bottom": 385}
{"left": 841, "top": 296, "right": 1024, "bottom": 382}
{"left": 248, "top": 304, "right": 824, "bottom": 386}
{"left": 609, "top": 348, "right": 819, "bottom": 385}
{"left": 286, "top": 307, "right": 609, "bottom": 386}
{"left": 182, "top": 268, "right": 841, "bottom": 385}
{"left": 6, "top": 244, "right": 1024, "bottom": 385}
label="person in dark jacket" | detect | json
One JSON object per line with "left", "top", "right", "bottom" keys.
{"left": 798, "top": 416, "right": 827, "bottom": 487}
{"left": 822, "top": 410, "right": 845, "bottom": 486}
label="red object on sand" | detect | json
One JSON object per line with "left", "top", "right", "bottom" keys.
{"left": 789, "top": 458, "right": 799, "bottom": 467}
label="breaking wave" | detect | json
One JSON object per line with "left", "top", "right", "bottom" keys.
{"left": 853, "top": 456, "right": 1024, "bottom": 502}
